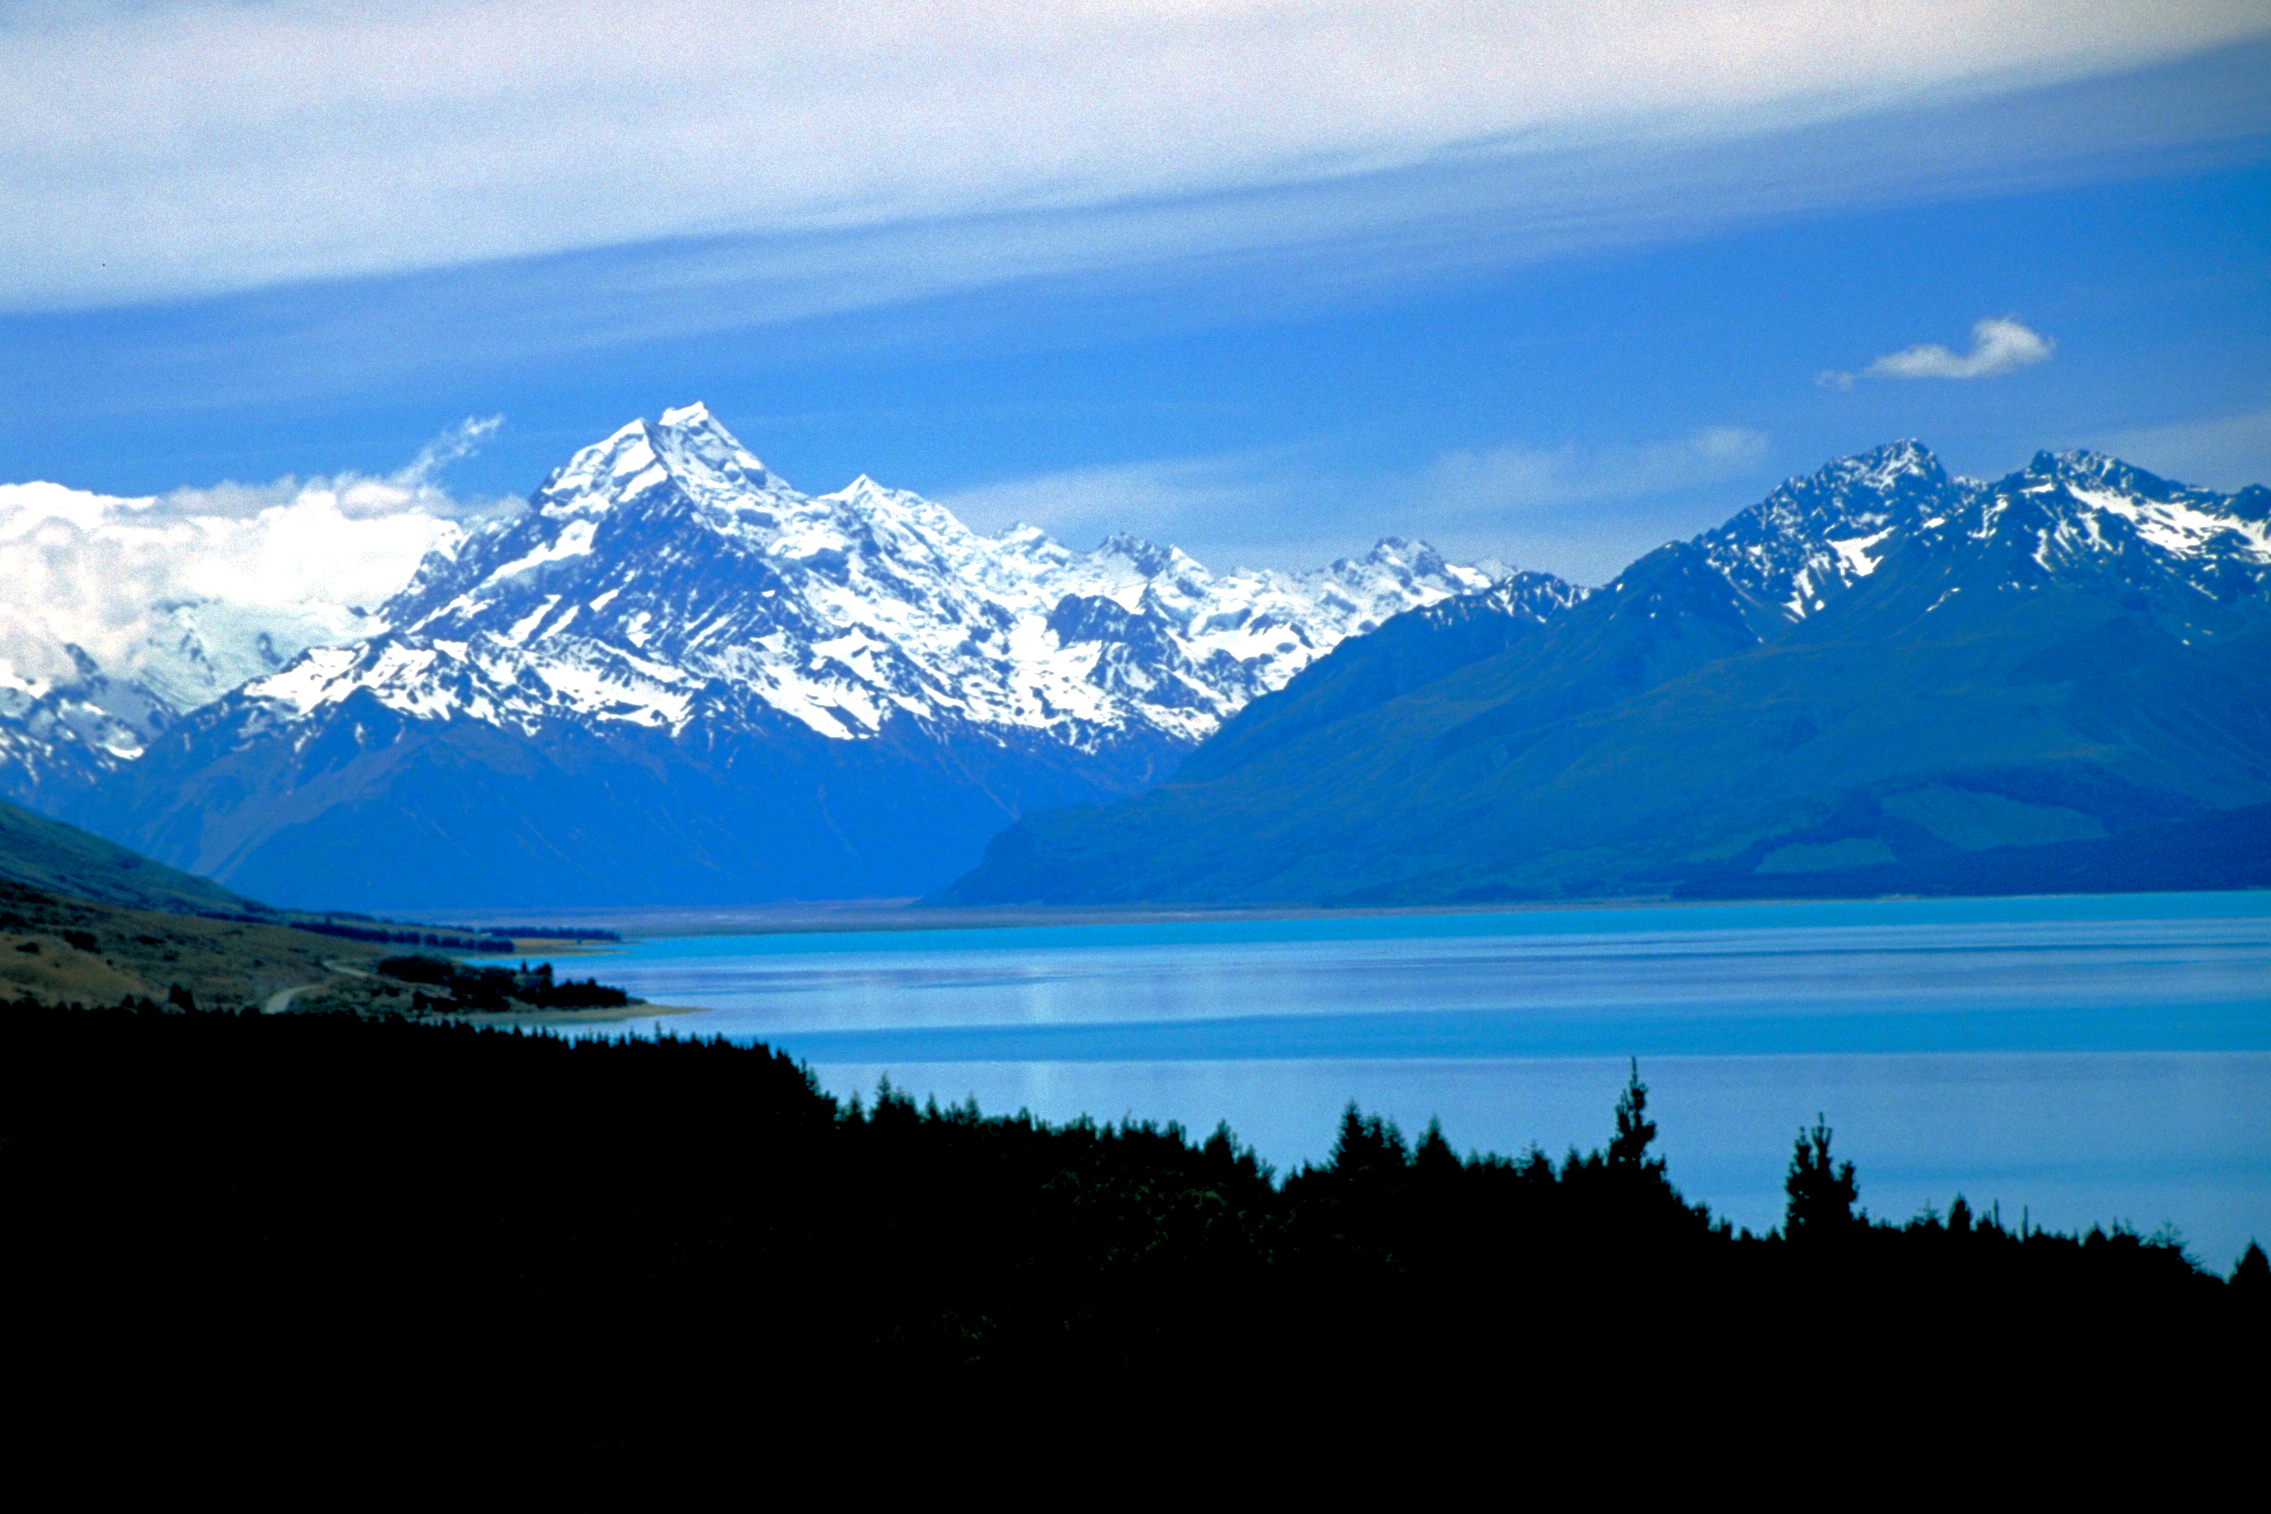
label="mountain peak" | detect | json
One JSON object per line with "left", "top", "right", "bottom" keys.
{"left": 1363, "top": 536, "right": 1445, "bottom": 573}
{"left": 2025, "top": 447, "right": 2105, "bottom": 477}
{"left": 1978, "top": 448, "right": 2271, "bottom": 595}
{"left": 1092, "top": 532, "right": 1187, "bottom": 578}
{"left": 642, "top": 404, "right": 775, "bottom": 493}
{"left": 1829, "top": 438, "right": 1945, "bottom": 490}
{"left": 2017, "top": 448, "right": 2177, "bottom": 500}
{"left": 1696, "top": 438, "right": 1976, "bottom": 631}
{"left": 530, "top": 405, "right": 779, "bottom": 522}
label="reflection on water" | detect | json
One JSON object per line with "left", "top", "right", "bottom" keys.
{"left": 578, "top": 893, "right": 2271, "bottom": 1267}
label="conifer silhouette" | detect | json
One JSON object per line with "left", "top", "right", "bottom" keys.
{"left": 1785, "top": 1114, "right": 1860, "bottom": 1238}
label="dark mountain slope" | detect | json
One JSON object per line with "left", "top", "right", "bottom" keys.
{"left": 92, "top": 690, "right": 1169, "bottom": 910}
{"left": 940, "top": 540, "right": 1776, "bottom": 903}
{"left": 1179, "top": 572, "right": 1582, "bottom": 785}
{"left": 939, "top": 448, "right": 2271, "bottom": 906}
{"left": 0, "top": 794, "right": 261, "bottom": 916}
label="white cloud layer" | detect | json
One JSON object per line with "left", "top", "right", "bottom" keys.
{"left": 0, "top": 419, "right": 507, "bottom": 701}
{"left": 2, "top": 2, "right": 2265, "bottom": 311}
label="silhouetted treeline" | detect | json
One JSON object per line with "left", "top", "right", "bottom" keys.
{"left": 3, "top": 999, "right": 2260, "bottom": 1431}
{"left": 261, "top": 918, "right": 504, "bottom": 950}
{"left": 286, "top": 916, "right": 620, "bottom": 946}
{"left": 376, "top": 953, "right": 633, "bottom": 1009}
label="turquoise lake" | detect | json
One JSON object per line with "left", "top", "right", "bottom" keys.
{"left": 574, "top": 892, "right": 2271, "bottom": 1268}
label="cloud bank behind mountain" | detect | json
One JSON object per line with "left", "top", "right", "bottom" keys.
{"left": 0, "top": 420, "right": 506, "bottom": 695}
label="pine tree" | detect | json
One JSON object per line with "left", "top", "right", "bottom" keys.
{"left": 1413, "top": 1117, "right": 1460, "bottom": 1178}
{"left": 1607, "top": 1058, "right": 1660, "bottom": 1173}
{"left": 1329, "top": 1102, "right": 1407, "bottom": 1179}
{"left": 2235, "top": 1241, "right": 2270, "bottom": 1295}
{"left": 1784, "top": 1114, "right": 1860, "bottom": 1239}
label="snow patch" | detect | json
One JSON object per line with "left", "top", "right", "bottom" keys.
{"left": 1829, "top": 528, "right": 1893, "bottom": 578}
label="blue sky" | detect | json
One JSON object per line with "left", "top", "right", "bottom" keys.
{"left": 3, "top": 3, "right": 2267, "bottom": 585}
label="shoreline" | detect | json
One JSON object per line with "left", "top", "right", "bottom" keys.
{"left": 424, "top": 1000, "right": 710, "bottom": 1030}
{"left": 356, "top": 885, "right": 2270, "bottom": 943}
{"left": 347, "top": 894, "right": 1834, "bottom": 941}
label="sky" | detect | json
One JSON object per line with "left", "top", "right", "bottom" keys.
{"left": 2, "top": 1, "right": 2268, "bottom": 589}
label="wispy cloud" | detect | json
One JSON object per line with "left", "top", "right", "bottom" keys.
{"left": 944, "top": 453, "right": 1309, "bottom": 561}
{"left": 397, "top": 415, "right": 505, "bottom": 490}
{"left": 2087, "top": 404, "right": 2271, "bottom": 493}
{"left": 2, "top": 3, "right": 2265, "bottom": 313}
{"left": 1821, "top": 316, "right": 2055, "bottom": 389}
{"left": 1425, "top": 428, "right": 1770, "bottom": 516}
{"left": 941, "top": 425, "right": 1772, "bottom": 584}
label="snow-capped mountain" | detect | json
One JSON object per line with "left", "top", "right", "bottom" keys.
{"left": 224, "top": 403, "right": 1494, "bottom": 753}
{"left": 0, "top": 651, "right": 164, "bottom": 804}
{"left": 944, "top": 444, "right": 2271, "bottom": 908}
{"left": 1468, "top": 570, "right": 1591, "bottom": 624}
{"left": 0, "top": 597, "right": 380, "bottom": 808}
{"left": 1694, "top": 440, "right": 2270, "bottom": 636}
{"left": 52, "top": 404, "right": 1518, "bottom": 908}
{"left": 26, "top": 415, "right": 2261, "bottom": 912}
{"left": 1959, "top": 449, "right": 2271, "bottom": 618}
{"left": 0, "top": 476, "right": 410, "bottom": 806}
{"left": 1696, "top": 440, "right": 1978, "bottom": 634}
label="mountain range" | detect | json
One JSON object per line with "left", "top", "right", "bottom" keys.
{"left": 8, "top": 415, "right": 2264, "bottom": 912}
{"left": 7, "top": 405, "right": 1509, "bottom": 908}
{"left": 941, "top": 443, "right": 2271, "bottom": 905}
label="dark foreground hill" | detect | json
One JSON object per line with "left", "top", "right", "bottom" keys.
{"left": 942, "top": 446, "right": 2271, "bottom": 905}
{"left": 6, "top": 1002, "right": 2261, "bottom": 1442}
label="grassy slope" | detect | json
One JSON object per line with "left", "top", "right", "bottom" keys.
{"left": 0, "top": 876, "right": 388, "bottom": 1013}
{"left": 0, "top": 792, "right": 389, "bottom": 1011}
{"left": 0, "top": 792, "right": 648, "bottom": 1017}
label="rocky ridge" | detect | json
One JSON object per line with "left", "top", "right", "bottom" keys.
{"left": 209, "top": 403, "right": 1504, "bottom": 758}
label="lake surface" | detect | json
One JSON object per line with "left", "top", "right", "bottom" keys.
{"left": 576, "top": 892, "right": 2271, "bottom": 1268}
